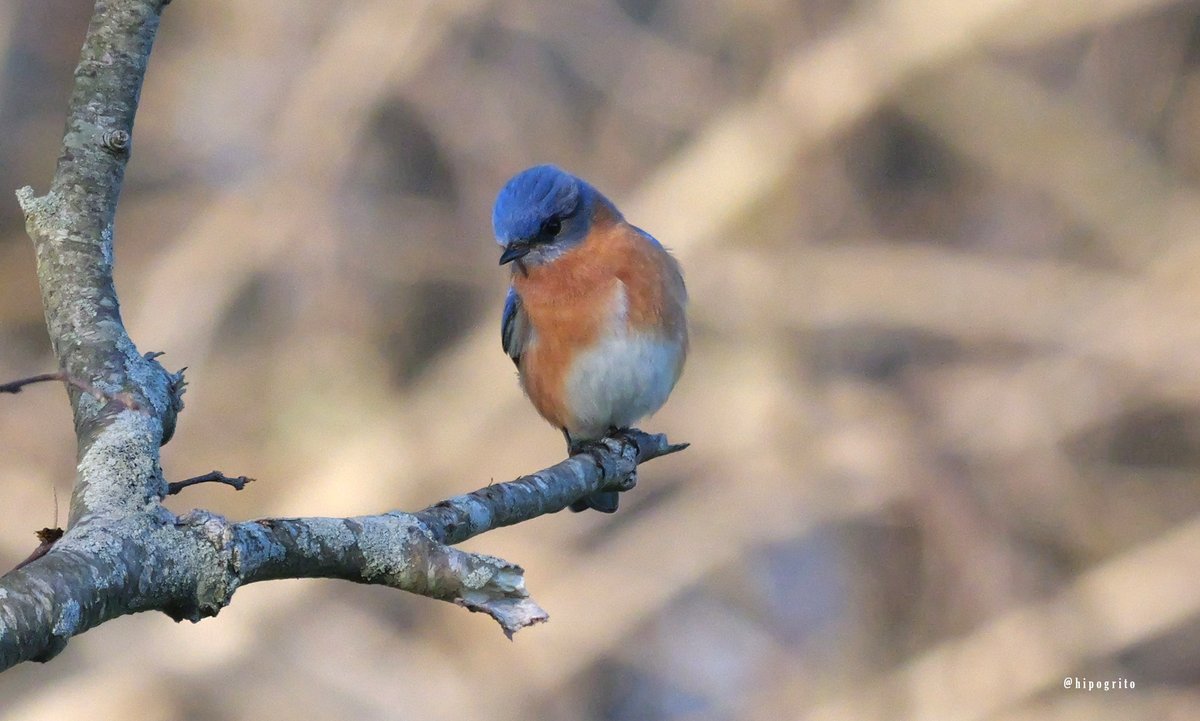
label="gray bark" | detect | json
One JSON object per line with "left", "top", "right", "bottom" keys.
{"left": 0, "top": 0, "right": 685, "bottom": 672}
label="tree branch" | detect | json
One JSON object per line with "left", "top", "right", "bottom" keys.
{"left": 0, "top": 433, "right": 682, "bottom": 668}
{"left": 15, "top": 0, "right": 179, "bottom": 526}
{"left": 0, "top": 0, "right": 689, "bottom": 672}
{"left": 416, "top": 431, "right": 688, "bottom": 545}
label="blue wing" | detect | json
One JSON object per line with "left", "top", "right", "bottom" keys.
{"left": 501, "top": 286, "right": 529, "bottom": 366}
{"left": 632, "top": 225, "right": 664, "bottom": 249}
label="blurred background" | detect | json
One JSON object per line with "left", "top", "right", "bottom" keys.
{"left": 2, "top": 0, "right": 1200, "bottom": 719}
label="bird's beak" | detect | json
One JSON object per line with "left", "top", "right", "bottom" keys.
{"left": 499, "top": 242, "right": 532, "bottom": 265}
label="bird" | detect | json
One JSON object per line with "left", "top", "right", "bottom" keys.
{"left": 492, "top": 165, "right": 688, "bottom": 513}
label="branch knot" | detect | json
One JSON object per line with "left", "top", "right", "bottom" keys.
{"left": 174, "top": 510, "right": 239, "bottom": 620}
{"left": 101, "top": 129, "right": 130, "bottom": 155}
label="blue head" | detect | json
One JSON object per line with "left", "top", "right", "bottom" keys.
{"left": 492, "top": 165, "right": 608, "bottom": 268}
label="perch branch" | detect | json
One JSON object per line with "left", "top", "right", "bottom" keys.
{"left": 416, "top": 431, "right": 688, "bottom": 545}
{"left": 0, "top": 431, "right": 683, "bottom": 668}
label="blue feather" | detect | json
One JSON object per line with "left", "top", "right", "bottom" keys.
{"left": 501, "top": 286, "right": 526, "bottom": 366}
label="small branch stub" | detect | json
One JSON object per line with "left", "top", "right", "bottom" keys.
{"left": 7, "top": 528, "right": 65, "bottom": 574}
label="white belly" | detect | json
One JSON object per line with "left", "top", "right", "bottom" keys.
{"left": 564, "top": 330, "right": 683, "bottom": 439}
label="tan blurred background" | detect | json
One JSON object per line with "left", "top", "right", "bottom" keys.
{"left": 2, "top": 0, "right": 1200, "bottom": 719}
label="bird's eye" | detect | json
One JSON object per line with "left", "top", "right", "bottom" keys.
{"left": 543, "top": 218, "right": 562, "bottom": 237}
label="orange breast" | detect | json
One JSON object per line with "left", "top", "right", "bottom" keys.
{"left": 512, "top": 207, "right": 687, "bottom": 432}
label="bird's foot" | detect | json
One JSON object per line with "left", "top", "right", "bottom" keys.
{"left": 568, "top": 434, "right": 639, "bottom": 491}
{"left": 567, "top": 437, "right": 612, "bottom": 473}
{"left": 606, "top": 426, "right": 643, "bottom": 452}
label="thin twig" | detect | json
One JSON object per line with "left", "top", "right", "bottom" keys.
{"left": 0, "top": 372, "right": 62, "bottom": 394}
{"left": 0, "top": 371, "right": 141, "bottom": 411}
{"left": 167, "top": 471, "right": 255, "bottom": 496}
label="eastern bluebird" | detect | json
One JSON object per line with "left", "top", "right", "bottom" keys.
{"left": 492, "top": 165, "right": 688, "bottom": 513}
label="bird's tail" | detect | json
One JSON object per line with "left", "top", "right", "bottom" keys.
{"left": 569, "top": 491, "right": 619, "bottom": 513}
